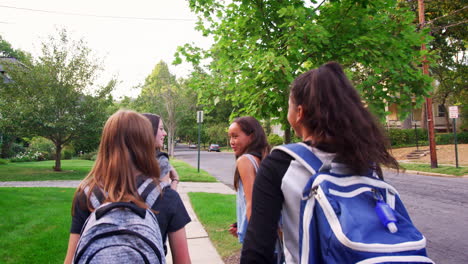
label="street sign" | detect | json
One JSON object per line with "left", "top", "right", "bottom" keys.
{"left": 449, "top": 106, "right": 458, "bottom": 119}
{"left": 197, "top": 110, "right": 204, "bottom": 123}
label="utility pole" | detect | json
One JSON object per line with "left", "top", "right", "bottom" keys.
{"left": 418, "top": 0, "right": 438, "bottom": 168}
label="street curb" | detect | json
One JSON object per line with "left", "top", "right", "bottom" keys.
{"left": 384, "top": 168, "right": 468, "bottom": 178}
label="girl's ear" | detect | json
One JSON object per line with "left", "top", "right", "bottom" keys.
{"left": 296, "top": 104, "right": 305, "bottom": 123}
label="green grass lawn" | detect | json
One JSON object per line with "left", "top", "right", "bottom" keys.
{"left": 0, "top": 160, "right": 94, "bottom": 181}
{"left": 0, "top": 159, "right": 217, "bottom": 182}
{"left": 0, "top": 188, "right": 74, "bottom": 264}
{"left": 188, "top": 192, "right": 241, "bottom": 258}
{"left": 400, "top": 163, "right": 468, "bottom": 176}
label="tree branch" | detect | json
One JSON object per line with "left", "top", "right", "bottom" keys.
{"left": 426, "top": 6, "right": 468, "bottom": 25}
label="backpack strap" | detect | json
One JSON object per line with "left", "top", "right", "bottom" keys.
{"left": 85, "top": 178, "right": 161, "bottom": 210}
{"left": 274, "top": 143, "right": 328, "bottom": 199}
{"left": 242, "top": 153, "right": 260, "bottom": 172}
{"left": 138, "top": 178, "right": 162, "bottom": 208}
{"left": 84, "top": 186, "right": 106, "bottom": 209}
{"left": 273, "top": 142, "right": 324, "bottom": 175}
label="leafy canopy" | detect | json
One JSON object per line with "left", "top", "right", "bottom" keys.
{"left": 176, "top": 0, "right": 433, "bottom": 141}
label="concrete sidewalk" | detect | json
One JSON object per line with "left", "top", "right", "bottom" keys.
{"left": 170, "top": 182, "right": 235, "bottom": 264}
{"left": 0, "top": 180, "right": 235, "bottom": 264}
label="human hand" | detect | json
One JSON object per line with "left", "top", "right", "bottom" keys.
{"left": 228, "top": 223, "right": 238, "bottom": 237}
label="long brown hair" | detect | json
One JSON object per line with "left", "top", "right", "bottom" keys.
{"left": 232, "top": 116, "right": 270, "bottom": 190}
{"left": 76, "top": 110, "right": 160, "bottom": 211}
{"left": 142, "top": 113, "right": 162, "bottom": 151}
{"left": 290, "top": 62, "right": 399, "bottom": 177}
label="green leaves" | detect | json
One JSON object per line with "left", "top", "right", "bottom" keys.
{"left": 177, "top": 0, "right": 434, "bottom": 139}
{"left": 0, "top": 30, "right": 112, "bottom": 168}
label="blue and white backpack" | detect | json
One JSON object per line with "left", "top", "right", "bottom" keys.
{"left": 73, "top": 178, "right": 166, "bottom": 264}
{"left": 277, "top": 143, "right": 433, "bottom": 264}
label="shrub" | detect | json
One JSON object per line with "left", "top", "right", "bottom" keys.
{"left": 10, "top": 143, "right": 26, "bottom": 157}
{"left": 62, "top": 145, "right": 75, "bottom": 160}
{"left": 79, "top": 151, "right": 97, "bottom": 161}
{"left": 10, "top": 151, "right": 48, "bottom": 162}
{"left": 435, "top": 132, "right": 468, "bottom": 145}
{"left": 387, "top": 128, "right": 427, "bottom": 146}
{"left": 268, "top": 134, "right": 283, "bottom": 147}
{"left": 0, "top": 158, "right": 10, "bottom": 165}
{"left": 27, "top": 137, "right": 55, "bottom": 160}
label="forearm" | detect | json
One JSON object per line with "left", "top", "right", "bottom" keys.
{"left": 64, "top": 234, "right": 80, "bottom": 264}
{"left": 168, "top": 228, "right": 191, "bottom": 264}
{"left": 169, "top": 169, "right": 180, "bottom": 190}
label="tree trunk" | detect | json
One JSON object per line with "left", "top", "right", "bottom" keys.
{"left": 0, "top": 135, "right": 15, "bottom": 158}
{"left": 264, "top": 118, "right": 272, "bottom": 135}
{"left": 168, "top": 131, "right": 174, "bottom": 157}
{"left": 284, "top": 125, "right": 291, "bottom": 144}
{"left": 54, "top": 144, "right": 62, "bottom": 171}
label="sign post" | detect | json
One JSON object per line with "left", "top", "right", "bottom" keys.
{"left": 449, "top": 106, "right": 459, "bottom": 168}
{"left": 197, "top": 111, "right": 203, "bottom": 172}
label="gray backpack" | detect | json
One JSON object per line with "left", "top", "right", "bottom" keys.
{"left": 73, "top": 178, "right": 166, "bottom": 264}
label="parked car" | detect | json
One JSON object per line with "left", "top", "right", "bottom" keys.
{"left": 189, "top": 144, "right": 197, "bottom": 149}
{"left": 208, "top": 144, "right": 220, "bottom": 152}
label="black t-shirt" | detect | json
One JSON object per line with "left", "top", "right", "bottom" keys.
{"left": 70, "top": 179, "right": 191, "bottom": 247}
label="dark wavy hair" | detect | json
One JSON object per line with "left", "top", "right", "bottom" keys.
{"left": 232, "top": 116, "right": 271, "bottom": 189}
{"left": 290, "top": 62, "right": 399, "bottom": 177}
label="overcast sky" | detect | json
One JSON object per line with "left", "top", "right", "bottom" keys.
{"left": 0, "top": 0, "right": 212, "bottom": 98}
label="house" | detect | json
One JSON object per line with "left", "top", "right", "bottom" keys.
{"left": 386, "top": 102, "right": 464, "bottom": 132}
{"left": 0, "top": 57, "right": 21, "bottom": 83}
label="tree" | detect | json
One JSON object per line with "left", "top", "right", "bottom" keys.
{"left": 0, "top": 36, "right": 32, "bottom": 158}
{"left": 177, "top": 0, "right": 433, "bottom": 142}
{"left": 0, "top": 29, "right": 114, "bottom": 170}
{"left": 408, "top": 0, "right": 467, "bottom": 131}
{"left": 0, "top": 35, "right": 31, "bottom": 62}
{"left": 137, "top": 61, "right": 197, "bottom": 156}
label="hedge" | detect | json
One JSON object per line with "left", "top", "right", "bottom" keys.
{"left": 387, "top": 129, "right": 468, "bottom": 146}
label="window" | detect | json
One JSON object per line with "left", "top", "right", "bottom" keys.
{"left": 437, "top": 105, "right": 446, "bottom": 117}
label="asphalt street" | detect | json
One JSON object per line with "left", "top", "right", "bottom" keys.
{"left": 174, "top": 145, "right": 237, "bottom": 189}
{"left": 174, "top": 144, "right": 468, "bottom": 264}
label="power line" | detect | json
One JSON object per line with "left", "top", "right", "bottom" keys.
{"left": 0, "top": 4, "right": 196, "bottom": 22}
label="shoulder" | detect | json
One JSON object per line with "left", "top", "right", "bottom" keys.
{"left": 237, "top": 154, "right": 258, "bottom": 169}
{"left": 267, "top": 148, "right": 295, "bottom": 163}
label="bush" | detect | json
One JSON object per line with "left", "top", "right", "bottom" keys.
{"left": 387, "top": 128, "right": 427, "bottom": 146}
{"left": 0, "top": 158, "right": 10, "bottom": 165}
{"left": 27, "top": 137, "right": 55, "bottom": 160}
{"left": 435, "top": 132, "right": 468, "bottom": 145}
{"left": 10, "top": 151, "right": 48, "bottom": 162}
{"left": 9, "top": 143, "right": 26, "bottom": 157}
{"left": 268, "top": 134, "right": 284, "bottom": 147}
{"left": 79, "top": 151, "right": 97, "bottom": 161}
{"left": 62, "top": 145, "right": 75, "bottom": 160}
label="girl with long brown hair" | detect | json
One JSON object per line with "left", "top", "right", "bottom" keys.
{"left": 227, "top": 116, "right": 270, "bottom": 243}
{"left": 64, "top": 110, "right": 191, "bottom": 264}
{"left": 142, "top": 113, "right": 180, "bottom": 190}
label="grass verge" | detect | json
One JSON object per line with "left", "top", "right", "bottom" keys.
{"left": 0, "top": 187, "right": 74, "bottom": 264}
{"left": 0, "top": 159, "right": 217, "bottom": 182}
{"left": 188, "top": 192, "right": 241, "bottom": 258}
{"left": 400, "top": 163, "right": 468, "bottom": 176}
{"left": 171, "top": 159, "right": 217, "bottom": 182}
